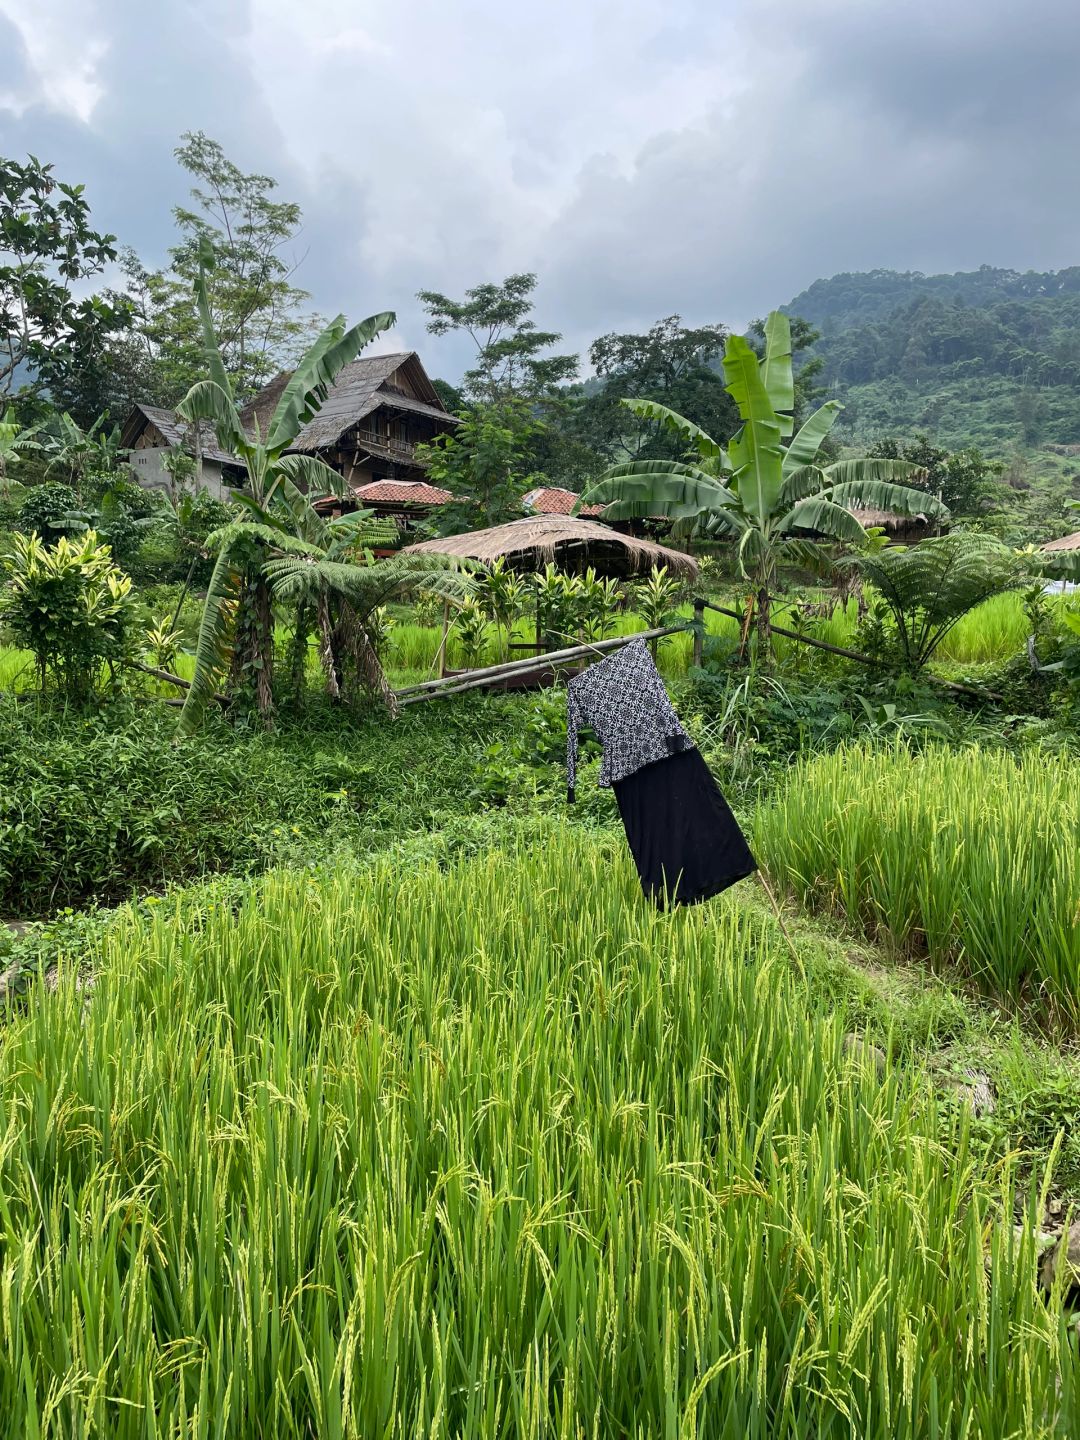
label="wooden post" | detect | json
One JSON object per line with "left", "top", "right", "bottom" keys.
{"left": 438, "top": 600, "right": 451, "bottom": 678}
{"left": 692, "top": 597, "right": 705, "bottom": 669}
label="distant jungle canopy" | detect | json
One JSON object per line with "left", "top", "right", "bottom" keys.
{"left": 786, "top": 266, "right": 1080, "bottom": 448}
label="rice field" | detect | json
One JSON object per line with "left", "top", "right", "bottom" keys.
{"left": 1, "top": 833, "right": 1076, "bottom": 1436}
{"left": 756, "top": 742, "right": 1080, "bottom": 1018}
{"left": 387, "top": 603, "right": 860, "bottom": 679}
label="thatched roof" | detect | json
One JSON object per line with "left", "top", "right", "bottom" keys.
{"left": 1040, "top": 530, "right": 1080, "bottom": 553}
{"left": 847, "top": 506, "right": 939, "bottom": 533}
{"left": 120, "top": 404, "right": 240, "bottom": 467}
{"left": 402, "top": 515, "right": 698, "bottom": 578}
{"left": 239, "top": 352, "right": 458, "bottom": 454}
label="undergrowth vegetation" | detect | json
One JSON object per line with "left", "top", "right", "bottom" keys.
{"left": 0, "top": 695, "right": 524, "bottom": 916}
{"left": 1, "top": 835, "right": 1076, "bottom": 1436}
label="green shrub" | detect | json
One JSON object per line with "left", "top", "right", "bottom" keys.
{"left": 15, "top": 480, "right": 81, "bottom": 543}
{"left": 0, "top": 530, "right": 136, "bottom": 702}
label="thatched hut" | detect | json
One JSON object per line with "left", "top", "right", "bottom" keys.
{"left": 845, "top": 506, "right": 946, "bottom": 543}
{"left": 1040, "top": 530, "right": 1080, "bottom": 556}
{"left": 401, "top": 514, "right": 698, "bottom": 580}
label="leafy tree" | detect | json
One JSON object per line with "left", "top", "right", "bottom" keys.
{"left": 580, "top": 312, "right": 945, "bottom": 651}
{"left": 417, "top": 274, "right": 577, "bottom": 403}
{"left": 0, "top": 154, "right": 131, "bottom": 399}
{"left": 431, "top": 377, "right": 466, "bottom": 414}
{"left": 416, "top": 397, "right": 543, "bottom": 532}
{"left": 119, "top": 135, "right": 318, "bottom": 406}
{"left": 0, "top": 529, "right": 135, "bottom": 702}
{"left": 576, "top": 316, "right": 733, "bottom": 465}
{"left": 175, "top": 242, "right": 393, "bottom": 729}
{"left": 867, "top": 434, "right": 1004, "bottom": 516}
{"left": 852, "top": 533, "right": 1022, "bottom": 672}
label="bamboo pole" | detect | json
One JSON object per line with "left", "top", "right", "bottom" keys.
{"left": 698, "top": 601, "right": 1001, "bottom": 700}
{"left": 394, "top": 625, "right": 684, "bottom": 703}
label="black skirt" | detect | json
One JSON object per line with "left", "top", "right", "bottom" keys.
{"left": 613, "top": 748, "right": 757, "bottom": 908}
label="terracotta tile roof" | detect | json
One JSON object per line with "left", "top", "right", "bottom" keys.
{"left": 1041, "top": 529, "right": 1080, "bottom": 553}
{"left": 351, "top": 479, "right": 453, "bottom": 506}
{"left": 522, "top": 485, "right": 604, "bottom": 517}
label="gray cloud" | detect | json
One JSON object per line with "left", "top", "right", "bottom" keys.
{"left": 0, "top": 0, "right": 1077, "bottom": 382}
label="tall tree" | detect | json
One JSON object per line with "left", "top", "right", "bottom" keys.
{"left": 0, "top": 155, "right": 131, "bottom": 400}
{"left": 417, "top": 274, "right": 577, "bottom": 403}
{"left": 576, "top": 316, "right": 734, "bottom": 464}
{"left": 135, "top": 134, "right": 317, "bottom": 405}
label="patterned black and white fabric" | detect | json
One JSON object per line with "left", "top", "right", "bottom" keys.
{"left": 566, "top": 638, "right": 695, "bottom": 802}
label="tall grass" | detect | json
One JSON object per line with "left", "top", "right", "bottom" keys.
{"left": 756, "top": 742, "right": 1080, "bottom": 1017}
{"left": 0, "top": 833, "right": 1074, "bottom": 1435}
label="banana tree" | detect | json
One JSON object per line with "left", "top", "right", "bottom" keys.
{"left": 0, "top": 409, "right": 43, "bottom": 493}
{"left": 186, "top": 510, "right": 473, "bottom": 724}
{"left": 174, "top": 239, "right": 395, "bottom": 731}
{"left": 45, "top": 411, "right": 124, "bottom": 498}
{"left": 578, "top": 312, "right": 948, "bottom": 651}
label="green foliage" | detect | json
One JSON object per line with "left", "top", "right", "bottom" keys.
{"left": 631, "top": 563, "right": 680, "bottom": 634}
{"left": 867, "top": 433, "right": 1005, "bottom": 515}
{"left": 0, "top": 408, "right": 43, "bottom": 491}
{"left": 15, "top": 480, "right": 82, "bottom": 543}
{"left": 472, "top": 556, "right": 528, "bottom": 649}
{"left": 788, "top": 265, "right": 1080, "bottom": 450}
{"left": 582, "top": 312, "right": 943, "bottom": 646}
{"left": 0, "top": 692, "right": 524, "bottom": 915}
{"left": 417, "top": 397, "right": 543, "bottom": 531}
{"left": 451, "top": 595, "right": 488, "bottom": 667}
{"left": 757, "top": 741, "right": 1080, "bottom": 1019}
{"left": 0, "top": 154, "right": 131, "bottom": 400}
{"left": 174, "top": 249, "right": 397, "bottom": 731}
{"left": 417, "top": 272, "right": 577, "bottom": 403}
{"left": 0, "top": 530, "right": 135, "bottom": 702}
{"left": 852, "top": 532, "right": 1024, "bottom": 672}
{"left": 574, "top": 315, "right": 736, "bottom": 465}
{"left": 0, "top": 834, "right": 1074, "bottom": 1433}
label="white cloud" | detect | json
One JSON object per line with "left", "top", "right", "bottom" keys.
{"left": 0, "top": 0, "right": 1076, "bottom": 379}
{"left": 0, "top": 0, "right": 107, "bottom": 123}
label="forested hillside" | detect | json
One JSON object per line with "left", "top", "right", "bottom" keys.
{"left": 787, "top": 266, "right": 1080, "bottom": 452}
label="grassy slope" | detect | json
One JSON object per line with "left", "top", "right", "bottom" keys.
{"left": 1, "top": 833, "right": 1076, "bottom": 1436}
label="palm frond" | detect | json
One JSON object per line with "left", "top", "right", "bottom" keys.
{"left": 620, "top": 398, "right": 727, "bottom": 464}
{"left": 175, "top": 542, "right": 239, "bottom": 737}
{"left": 777, "top": 497, "right": 871, "bottom": 545}
{"left": 580, "top": 462, "right": 734, "bottom": 521}
{"left": 778, "top": 464, "right": 827, "bottom": 508}
{"left": 758, "top": 311, "right": 794, "bottom": 435}
{"left": 783, "top": 402, "right": 843, "bottom": 476}
{"left": 822, "top": 477, "right": 949, "bottom": 521}
{"left": 266, "top": 311, "right": 395, "bottom": 454}
{"left": 176, "top": 379, "right": 251, "bottom": 463}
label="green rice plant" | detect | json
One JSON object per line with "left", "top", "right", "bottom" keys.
{"left": 934, "top": 590, "right": 1044, "bottom": 665}
{"left": 756, "top": 741, "right": 1080, "bottom": 1018}
{"left": 0, "top": 833, "right": 1075, "bottom": 1435}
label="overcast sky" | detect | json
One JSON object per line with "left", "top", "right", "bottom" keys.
{"left": 0, "top": 0, "right": 1078, "bottom": 381}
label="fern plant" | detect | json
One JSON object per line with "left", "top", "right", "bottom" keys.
{"left": 173, "top": 239, "right": 395, "bottom": 731}
{"left": 851, "top": 532, "right": 1023, "bottom": 673}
